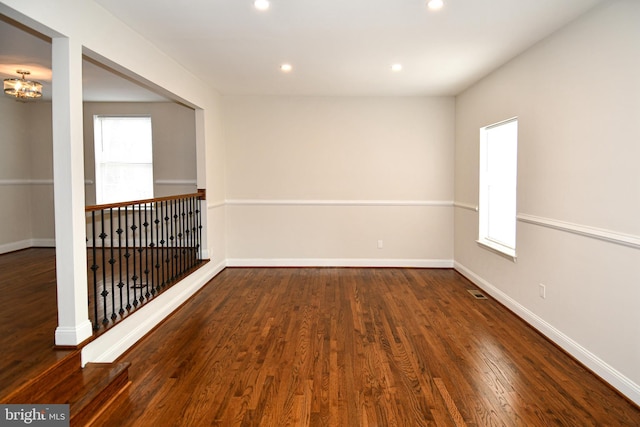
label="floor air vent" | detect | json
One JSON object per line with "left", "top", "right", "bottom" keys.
{"left": 467, "top": 289, "right": 488, "bottom": 300}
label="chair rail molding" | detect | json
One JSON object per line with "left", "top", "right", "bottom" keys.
{"left": 517, "top": 213, "right": 640, "bottom": 250}
{"left": 0, "top": 179, "right": 93, "bottom": 185}
{"left": 454, "top": 201, "right": 478, "bottom": 212}
{"left": 225, "top": 199, "right": 454, "bottom": 207}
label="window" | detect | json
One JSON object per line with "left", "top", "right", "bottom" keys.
{"left": 94, "top": 115, "right": 154, "bottom": 204}
{"left": 478, "top": 118, "right": 518, "bottom": 259}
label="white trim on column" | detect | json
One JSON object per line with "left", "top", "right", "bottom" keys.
{"left": 55, "top": 320, "right": 93, "bottom": 346}
{"left": 454, "top": 261, "right": 640, "bottom": 407}
{"left": 517, "top": 213, "right": 640, "bottom": 250}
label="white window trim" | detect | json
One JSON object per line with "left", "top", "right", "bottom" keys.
{"left": 476, "top": 239, "right": 517, "bottom": 262}
{"left": 478, "top": 117, "right": 518, "bottom": 261}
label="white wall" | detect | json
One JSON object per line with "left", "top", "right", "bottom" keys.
{"left": 0, "top": 97, "right": 33, "bottom": 250}
{"left": 223, "top": 96, "right": 455, "bottom": 266}
{"left": 28, "top": 102, "right": 55, "bottom": 244}
{"left": 0, "top": 98, "right": 54, "bottom": 252}
{"left": 454, "top": 0, "right": 640, "bottom": 404}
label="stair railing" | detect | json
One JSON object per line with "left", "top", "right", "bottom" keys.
{"left": 85, "top": 190, "right": 205, "bottom": 332}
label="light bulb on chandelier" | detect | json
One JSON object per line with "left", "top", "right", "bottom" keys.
{"left": 3, "top": 70, "right": 43, "bottom": 100}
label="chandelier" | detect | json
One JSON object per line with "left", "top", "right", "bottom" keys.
{"left": 4, "top": 70, "right": 43, "bottom": 100}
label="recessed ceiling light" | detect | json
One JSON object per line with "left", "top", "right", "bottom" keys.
{"left": 254, "top": 0, "right": 270, "bottom": 11}
{"left": 280, "top": 63, "right": 292, "bottom": 72}
{"left": 427, "top": 0, "right": 444, "bottom": 10}
{"left": 391, "top": 64, "right": 403, "bottom": 72}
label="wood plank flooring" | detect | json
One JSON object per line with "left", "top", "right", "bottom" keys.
{"left": 93, "top": 267, "right": 640, "bottom": 426}
{"left": 0, "top": 248, "right": 73, "bottom": 399}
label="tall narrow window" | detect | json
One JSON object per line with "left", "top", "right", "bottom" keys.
{"left": 94, "top": 115, "right": 153, "bottom": 204}
{"left": 478, "top": 118, "right": 518, "bottom": 259}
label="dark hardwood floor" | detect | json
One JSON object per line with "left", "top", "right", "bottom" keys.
{"left": 1, "top": 250, "right": 639, "bottom": 425}
{"left": 91, "top": 267, "right": 640, "bottom": 426}
{"left": 0, "top": 248, "right": 73, "bottom": 400}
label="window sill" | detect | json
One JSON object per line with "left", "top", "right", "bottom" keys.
{"left": 476, "top": 239, "right": 517, "bottom": 262}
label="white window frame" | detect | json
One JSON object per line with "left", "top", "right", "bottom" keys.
{"left": 94, "top": 115, "right": 154, "bottom": 205}
{"left": 477, "top": 117, "right": 518, "bottom": 261}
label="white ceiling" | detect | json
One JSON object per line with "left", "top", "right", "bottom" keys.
{"left": 2, "top": 0, "right": 605, "bottom": 101}
{"left": 94, "top": 0, "right": 606, "bottom": 96}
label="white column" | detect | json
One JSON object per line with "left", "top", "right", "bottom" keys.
{"left": 52, "top": 37, "right": 93, "bottom": 346}
{"left": 195, "top": 108, "right": 209, "bottom": 259}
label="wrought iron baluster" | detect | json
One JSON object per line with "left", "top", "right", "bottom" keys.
{"left": 158, "top": 201, "right": 166, "bottom": 289}
{"left": 143, "top": 202, "right": 150, "bottom": 300}
{"left": 184, "top": 197, "right": 190, "bottom": 269}
{"left": 180, "top": 197, "right": 185, "bottom": 275}
{"left": 186, "top": 197, "right": 190, "bottom": 269}
{"left": 138, "top": 203, "right": 145, "bottom": 304}
{"left": 172, "top": 200, "right": 178, "bottom": 282}
{"left": 125, "top": 206, "right": 131, "bottom": 311}
{"left": 100, "top": 210, "right": 108, "bottom": 327}
{"left": 117, "top": 207, "right": 125, "bottom": 317}
{"left": 109, "top": 208, "right": 117, "bottom": 323}
{"left": 196, "top": 196, "right": 202, "bottom": 261}
{"left": 192, "top": 196, "right": 199, "bottom": 264}
{"left": 131, "top": 203, "right": 139, "bottom": 308}
{"left": 187, "top": 196, "right": 194, "bottom": 268}
{"left": 193, "top": 196, "right": 198, "bottom": 264}
{"left": 152, "top": 202, "right": 160, "bottom": 294}
{"left": 90, "top": 211, "right": 99, "bottom": 330}
{"left": 163, "top": 201, "right": 172, "bottom": 290}
{"left": 136, "top": 203, "right": 141, "bottom": 302}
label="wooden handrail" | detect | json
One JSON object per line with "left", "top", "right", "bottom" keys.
{"left": 85, "top": 189, "right": 206, "bottom": 212}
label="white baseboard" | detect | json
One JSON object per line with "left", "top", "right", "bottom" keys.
{"left": 30, "top": 238, "right": 55, "bottom": 247}
{"left": 226, "top": 258, "right": 454, "bottom": 268}
{"left": 0, "top": 238, "right": 56, "bottom": 254}
{"left": 454, "top": 261, "right": 640, "bottom": 407}
{"left": 81, "top": 258, "right": 227, "bottom": 366}
{"left": 0, "top": 240, "right": 31, "bottom": 254}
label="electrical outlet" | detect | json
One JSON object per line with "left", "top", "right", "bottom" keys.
{"left": 377, "top": 240, "right": 384, "bottom": 249}
{"left": 539, "top": 283, "right": 546, "bottom": 299}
